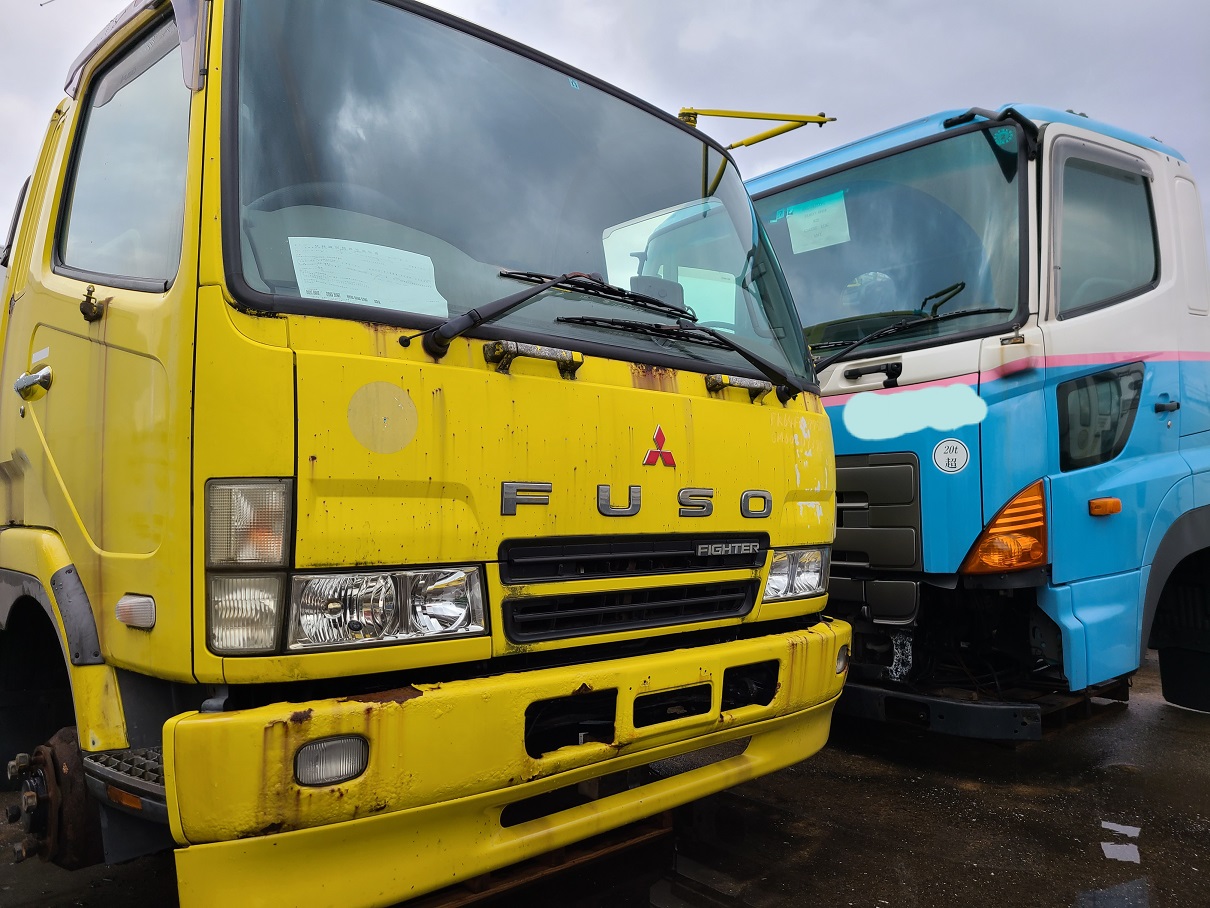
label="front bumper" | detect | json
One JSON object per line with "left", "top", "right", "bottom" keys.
{"left": 166, "top": 621, "right": 849, "bottom": 907}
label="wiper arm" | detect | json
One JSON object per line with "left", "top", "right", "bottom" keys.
{"left": 420, "top": 270, "right": 696, "bottom": 360}
{"left": 813, "top": 306, "right": 1014, "bottom": 372}
{"left": 422, "top": 270, "right": 586, "bottom": 359}
{"left": 923, "top": 280, "right": 965, "bottom": 317}
{"left": 501, "top": 270, "right": 696, "bottom": 320}
{"left": 558, "top": 315, "right": 805, "bottom": 403}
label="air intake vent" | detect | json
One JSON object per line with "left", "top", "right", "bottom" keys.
{"left": 499, "top": 534, "right": 767, "bottom": 584}
{"left": 504, "top": 581, "right": 756, "bottom": 642}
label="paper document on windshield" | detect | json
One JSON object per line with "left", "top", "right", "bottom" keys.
{"left": 288, "top": 238, "right": 449, "bottom": 315}
{"left": 786, "top": 191, "right": 850, "bottom": 254}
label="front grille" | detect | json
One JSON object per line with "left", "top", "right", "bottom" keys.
{"left": 834, "top": 453, "right": 922, "bottom": 571}
{"left": 499, "top": 534, "right": 768, "bottom": 584}
{"left": 504, "top": 581, "right": 756, "bottom": 642}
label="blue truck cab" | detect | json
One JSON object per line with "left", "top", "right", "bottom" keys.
{"left": 748, "top": 105, "right": 1210, "bottom": 739}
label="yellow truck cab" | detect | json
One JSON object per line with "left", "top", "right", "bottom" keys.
{"left": 0, "top": 1, "right": 848, "bottom": 904}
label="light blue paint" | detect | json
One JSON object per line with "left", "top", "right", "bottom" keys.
{"left": 842, "top": 383, "right": 987, "bottom": 441}
{"left": 1068, "top": 571, "right": 1145, "bottom": 683}
{"left": 1036, "top": 583, "right": 1088, "bottom": 691}
{"left": 746, "top": 104, "right": 1185, "bottom": 200}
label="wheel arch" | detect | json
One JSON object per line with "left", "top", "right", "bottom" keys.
{"left": 1141, "top": 503, "right": 1210, "bottom": 658}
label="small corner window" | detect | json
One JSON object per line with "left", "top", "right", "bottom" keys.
{"left": 1, "top": 177, "right": 30, "bottom": 269}
{"left": 58, "top": 19, "right": 191, "bottom": 289}
{"left": 1056, "top": 363, "right": 1144, "bottom": 471}
{"left": 1055, "top": 145, "right": 1158, "bottom": 317}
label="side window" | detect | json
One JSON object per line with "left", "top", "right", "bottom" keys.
{"left": 1056, "top": 152, "right": 1158, "bottom": 317}
{"left": 1, "top": 177, "right": 30, "bottom": 269}
{"left": 59, "top": 20, "right": 190, "bottom": 288}
{"left": 1056, "top": 363, "right": 1144, "bottom": 471}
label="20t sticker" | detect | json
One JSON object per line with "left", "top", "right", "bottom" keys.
{"left": 933, "top": 438, "right": 970, "bottom": 474}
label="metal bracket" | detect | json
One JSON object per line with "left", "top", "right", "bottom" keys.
{"left": 705, "top": 373, "right": 772, "bottom": 403}
{"left": 483, "top": 341, "right": 584, "bottom": 379}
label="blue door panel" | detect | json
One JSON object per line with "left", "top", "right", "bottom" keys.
{"left": 1047, "top": 360, "right": 1189, "bottom": 585}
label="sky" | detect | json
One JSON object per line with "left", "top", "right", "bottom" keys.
{"left": 1, "top": 0, "right": 1208, "bottom": 240}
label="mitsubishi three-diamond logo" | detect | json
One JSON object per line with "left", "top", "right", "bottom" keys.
{"left": 643, "top": 425, "right": 676, "bottom": 467}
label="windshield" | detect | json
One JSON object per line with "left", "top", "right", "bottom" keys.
{"left": 753, "top": 126, "right": 1024, "bottom": 357}
{"left": 229, "top": 0, "right": 810, "bottom": 385}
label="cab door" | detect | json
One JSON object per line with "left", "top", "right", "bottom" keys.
{"left": 1039, "top": 127, "right": 1187, "bottom": 682}
{"left": 0, "top": 13, "right": 202, "bottom": 680}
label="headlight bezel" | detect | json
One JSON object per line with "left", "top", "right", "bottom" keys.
{"left": 761, "top": 546, "right": 830, "bottom": 603}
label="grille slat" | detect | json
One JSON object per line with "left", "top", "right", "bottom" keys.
{"left": 500, "top": 534, "right": 767, "bottom": 584}
{"left": 505, "top": 581, "right": 756, "bottom": 642}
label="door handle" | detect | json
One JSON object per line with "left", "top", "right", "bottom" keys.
{"left": 843, "top": 361, "right": 903, "bottom": 388}
{"left": 1154, "top": 400, "right": 1180, "bottom": 413}
{"left": 14, "top": 366, "right": 52, "bottom": 402}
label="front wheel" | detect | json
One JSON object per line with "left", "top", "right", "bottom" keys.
{"left": 6, "top": 726, "right": 104, "bottom": 869}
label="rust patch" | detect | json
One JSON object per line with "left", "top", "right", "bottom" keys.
{"left": 254, "top": 822, "right": 284, "bottom": 837}
{"left": 289, "top": 709, "right": 313, "bottom": 725}
{"left": 630, "top": 363, "right": 678, "bottom": 393}
{"left": 341, "top": 685, "right": 423, "bottom": 706}
{"left": 573, "top": 682, "right": 593, "bottom": 695}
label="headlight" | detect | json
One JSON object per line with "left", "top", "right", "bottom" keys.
{"left": 208, "top": 574, "right": 286, "bottom": 654}
{"left": 762, "top": 547, "right": 829, "bottom": 602}
{"left": 287, "top": 568, "right": 485, "bottom": 651}
{"left": 206, "top": 479, "right": 292, "bottom": 655}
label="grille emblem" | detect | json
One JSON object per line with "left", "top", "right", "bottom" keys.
{"left": 643, "top": 426, "right": 676, "bottom": 467}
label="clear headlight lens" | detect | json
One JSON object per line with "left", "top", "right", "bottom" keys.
{"left": 288, "top": 568, "right": 485, "bottom": 651}
{"left": 208, "top": 574, "right": 285, "bottom": 654}
{"left": 206, "top": 479, "right": 291, "bottom": 567}
{"left": 762, "top": 547, "right": 829, "bottom": 602}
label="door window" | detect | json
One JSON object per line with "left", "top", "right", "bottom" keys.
{"left": 58, "top": 19, "right": 190, "bottom": 289}
{"left": 1054, "top": 143, "right": 1158, "bottom": 317}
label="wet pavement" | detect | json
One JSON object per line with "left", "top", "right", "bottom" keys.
{"left": 2, "top": 651, "right": 1207, "bottom": 907}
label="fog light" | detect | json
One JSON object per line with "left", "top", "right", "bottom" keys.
{"left": 836, "top": 643, "right": 850, "bottom": 674}
{"left": 295, "top": 736, "right": 369, "bottom": 787}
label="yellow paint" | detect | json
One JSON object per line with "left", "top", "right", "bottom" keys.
{"left": 0, "top": 0, "right": 846, "bottom": 899}
{"left": 168, "top": 623, "right": 848, "bottom": 849}
{"left": 346, "top": 382, "right": 420, "bottom": 454}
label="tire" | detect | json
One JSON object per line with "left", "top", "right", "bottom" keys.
{"left": 1157, "top": 647, "right": 1210, "bottom": 712}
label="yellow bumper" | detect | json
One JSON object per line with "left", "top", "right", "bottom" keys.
{"left": 167, "top": 621, "right": 849, "bottom": 907}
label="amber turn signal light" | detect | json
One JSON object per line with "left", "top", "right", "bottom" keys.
{"left": 961, "top": 479, "right": 1047, "bottom": 574}
{"left": 1088, "top": 497, "right": 1122, "bottom": 516}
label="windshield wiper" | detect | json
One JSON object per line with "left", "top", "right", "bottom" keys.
{"left": 419, "top": 270, "right": 694, "bottom": 359}
{"left": 558, "top": 315, "right": 806, "bottom": 403}
{"left": 812, "top": 306, "right": 1014, "bottom": 372}
{"left": 501, "top": 270, "right": 696, "bottom": 320}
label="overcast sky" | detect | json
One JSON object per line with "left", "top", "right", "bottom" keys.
{"left": 2, "top": 0, "right": 1208, "bottom": 238}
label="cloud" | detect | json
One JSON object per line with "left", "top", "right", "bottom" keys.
{"left": 842, "top": 383, "right": 987, "bottom": 441}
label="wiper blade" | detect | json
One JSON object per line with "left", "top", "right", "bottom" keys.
{"left": 501, "top": 270, "right": 696, "bottom": 321}
{"left": 558, "top": 316, "right": 805, "bottom": 403}
{"left": 813, "top": 306, "right": 1014, "bottom": 372}
{"left": 418, "top": 269, "right": 696, "bottom": 360}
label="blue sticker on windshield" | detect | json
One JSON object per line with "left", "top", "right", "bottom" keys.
{"left": 568, "top": 77, "right": 581, "bottom": 90}
{"left": 993, "top": 127, "right": 1016, "bottom": 147}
